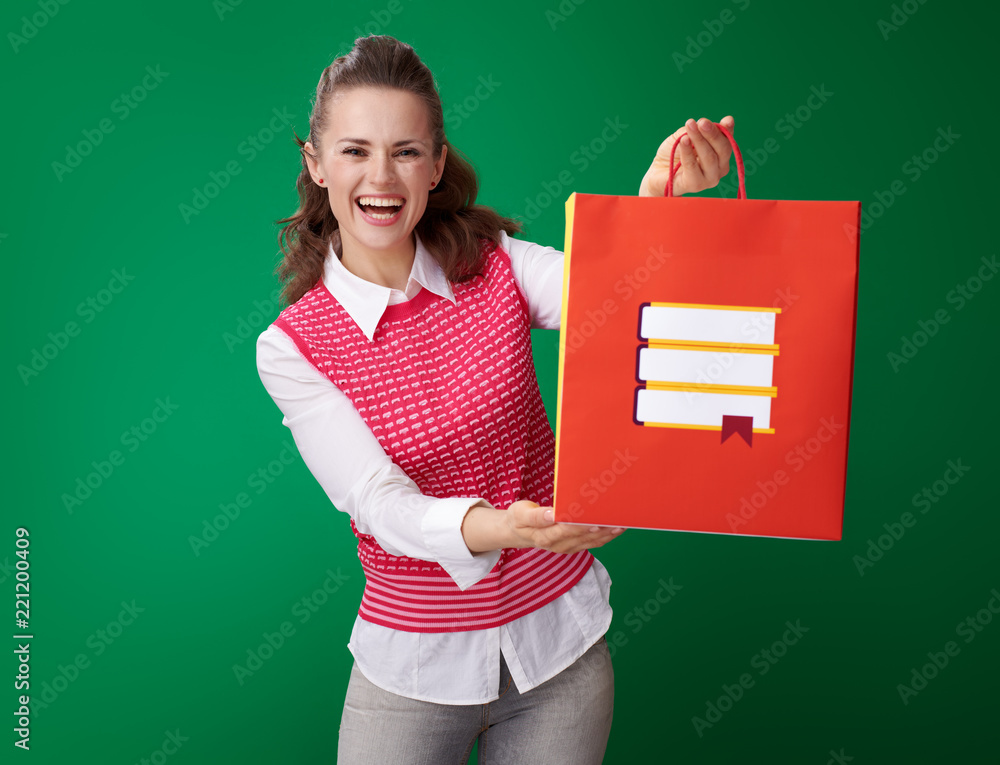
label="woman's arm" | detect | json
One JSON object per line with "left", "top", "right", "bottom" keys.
{"left": 502, "top": 231, "right": 565, "bottom": 331}
{"left": 258, "top": 323, "right": 624, "bottom": 573}
{"left": 256, "top": 326, "right": 501, "bottom": 591}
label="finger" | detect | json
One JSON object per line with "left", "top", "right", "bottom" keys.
{"left": 550, "top": 522, "right": 625, "bottom": 539}
{"left": 696, "top": 118, "right": 733, "bottom": 172}
{"left": 696, "top": 117, "right": 732, "bottom": 181}
{"left": 540, "top": 523, "right": 605, "bottom": 548}
{"left": 562, "top": 528, "right": 625, "bottom": 553}
{"left": 589, "top": 526, "right": 625, "bottom": 540}
{"left": 512, "top": 501, "right": 554, "bottom": 529}
{"left": 570, "top": 524, "right": 625, "bottom": 545}
{"left": 531, "top": 523, "right": 590, "bottom": 552}
{"left": 656, "top": 123, "right": 690, "bottom": 161}
{"left": 684, "top": 119, "right": 720, "bottom": 175}
{"left": 587, "top": 525, "right": 626, "bottom": 535}
{"left": 677, "top": 135, "right": 707, "bottom": 190}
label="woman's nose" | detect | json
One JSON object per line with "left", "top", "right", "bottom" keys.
{"left": 369, "top": 154, "right": 396, "bottom": 185}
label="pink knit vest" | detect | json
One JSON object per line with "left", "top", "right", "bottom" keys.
{"left": 273, "top": 239, "right": 593, "bottom": 632}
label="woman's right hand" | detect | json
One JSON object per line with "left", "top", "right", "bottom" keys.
{"left": 462, "top": 500, "right": 625, "bottom": 555}
{"left": 504, "top": 500, "right": 625, "bottom": 554}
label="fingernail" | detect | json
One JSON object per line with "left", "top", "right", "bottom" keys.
{"left": 702, "top": 120, "right": 715, "bottom": 131}
{"left": 589, "top": 526, "right": 600, "bottom": 533}
{"left": 613, "top": 528, "right": 624, "bottom": 534}
{"left": 543, "top": 509, "right": 554, "bottom": 522}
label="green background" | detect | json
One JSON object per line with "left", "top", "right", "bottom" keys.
{"left": 4, "top": 0, "right": 998, "bottom": 762}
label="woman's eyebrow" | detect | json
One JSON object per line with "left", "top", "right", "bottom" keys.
{"left": 336, "top": 137, "right": 428, "bottom": 147}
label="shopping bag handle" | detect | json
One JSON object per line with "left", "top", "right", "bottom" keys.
{"left": 665, "top": 121, "right": 746, "bottom": 199}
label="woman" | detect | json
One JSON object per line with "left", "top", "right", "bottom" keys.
{"left": 257, "top": 34, "right": 734, "bottom": 764}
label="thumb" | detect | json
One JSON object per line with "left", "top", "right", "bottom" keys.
{"left": 510, "top": 500, "right": 554, "bottom": 528}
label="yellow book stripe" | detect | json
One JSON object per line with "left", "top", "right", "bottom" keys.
{"left": 641, "top": 422, "right": 776, "bottom": 434}
{"left": 650, "top": 301, "right": 782, "bottom": 313}
{"left": 644, "top": 381, "right": 777, "bottom": 397}
{"left": 646, "top": 339, "right": 780, "bottom": 355}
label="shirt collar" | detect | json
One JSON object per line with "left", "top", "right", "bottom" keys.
{"left": 322, "top": 233, "right": 456, "bottom": 342}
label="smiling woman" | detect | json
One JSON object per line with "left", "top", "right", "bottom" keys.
{"left": 256, "top": 33, "right": 735, "bottom": 765}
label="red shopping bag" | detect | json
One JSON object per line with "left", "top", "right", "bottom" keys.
{"left": 552, "top": 125, "right": 859, "bottom": 540}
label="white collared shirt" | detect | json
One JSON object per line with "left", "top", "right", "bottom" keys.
{"left": 256, "top": 231, "right": 613, "bottom": 704}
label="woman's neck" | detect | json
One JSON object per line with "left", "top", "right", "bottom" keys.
{"left": 339, "top": 236, "right": 416, "bottom": 292}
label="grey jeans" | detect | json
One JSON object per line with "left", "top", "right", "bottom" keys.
{"left": 337, "top": 636, "right": 614, "bottom": 764}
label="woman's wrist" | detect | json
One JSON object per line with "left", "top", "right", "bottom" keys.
{"left": 462, "top": 505, "right": 518, "bottom": 553}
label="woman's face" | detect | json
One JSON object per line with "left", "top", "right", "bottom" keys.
{"left": 304, "top": 87, "right": 446, "bottom": 263}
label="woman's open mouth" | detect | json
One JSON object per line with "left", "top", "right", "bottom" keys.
{"left": 356, "top": 195, "right": 405, "bottom": 224}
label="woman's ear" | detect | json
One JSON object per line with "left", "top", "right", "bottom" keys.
{"left": 433, "top": 143, "right": 448, "bottom": 186}
{"left": 303, "top": 141, "right": 323, "bottom": 186}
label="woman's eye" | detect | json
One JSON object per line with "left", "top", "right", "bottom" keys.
{"left": 342, "top": 147, "right": 364, "bottom": 156}
{"left": 398, "top": 148, "right": 420, "bottom": 157}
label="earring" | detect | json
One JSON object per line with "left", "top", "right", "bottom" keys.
{"left": 430, "top": 180, "right": 437, "bottom": 188}
{"left": 318, "top": 178, "right": 324, "bottom": 184}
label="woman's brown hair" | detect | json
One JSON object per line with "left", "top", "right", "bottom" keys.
{"left": 274, "top": 35, "right": 522, "bottom": 306}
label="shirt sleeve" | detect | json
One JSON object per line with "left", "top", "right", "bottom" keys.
{"left": 501, "top": 230, "right": 565, "bottom": 331}
{"left": 255, "top": 325, "right": 501, "bottom": 591}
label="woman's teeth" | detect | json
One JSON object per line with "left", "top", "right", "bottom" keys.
{"left": 357, "top": 196, "right": 404, "bottom": 220}
{"left": 357, "top": 196, "right": 405, "bottom": 206}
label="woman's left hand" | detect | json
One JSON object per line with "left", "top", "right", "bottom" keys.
{"left": 638, "top": 115, "right": 736, "bottom": 198}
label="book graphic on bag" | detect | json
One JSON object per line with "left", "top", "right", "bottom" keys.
{"left": 634, "top": 301, "right": 781, "bottom": 447}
